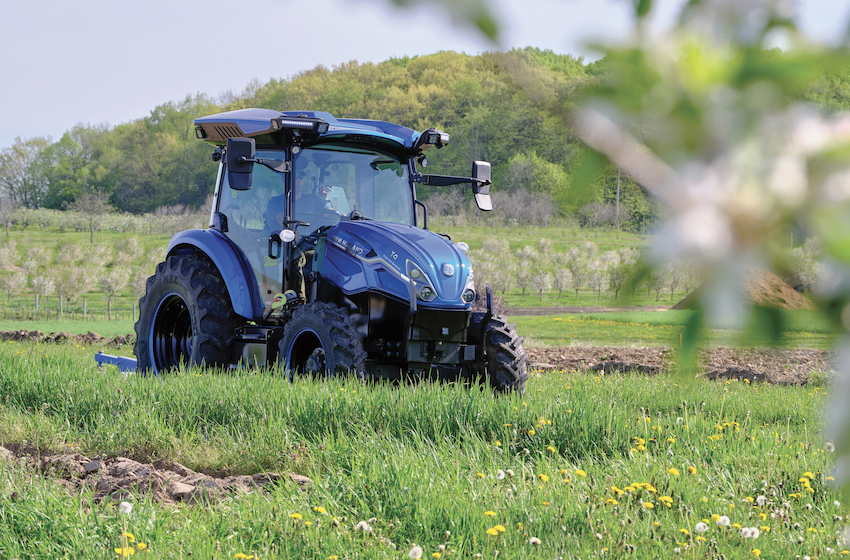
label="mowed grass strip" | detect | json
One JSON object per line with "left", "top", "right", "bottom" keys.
{"left": 512, "top": 310, "right": 841, "bottom": 348}
{"left": 0, "top": 340, "right": 841, "bottom": 558}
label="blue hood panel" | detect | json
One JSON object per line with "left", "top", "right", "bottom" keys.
{"left": 321, "top": 221, "right": 472, "bottom": 310}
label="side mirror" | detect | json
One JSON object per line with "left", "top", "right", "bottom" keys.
{"left": 226, "top": 137, "right": 255, "bottom": 190}
{"left": 471, "top": 161, "right": 492, "bottom": 211}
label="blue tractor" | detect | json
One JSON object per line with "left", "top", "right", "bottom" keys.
{"left": 133, "top": 109, "right": 528, "bottom": 392}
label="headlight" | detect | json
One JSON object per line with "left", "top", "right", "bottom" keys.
{"left": 418, "top": 286, "right": 434, "bottom": 301}
{"left": 462, "top": 289, "right": 476, "bottom": 302}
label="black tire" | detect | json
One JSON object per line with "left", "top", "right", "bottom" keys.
{"left": 483, "top": 316, "right": 529, "bottom": 393}
{"left": 279, "top": 302, "right": 366, "bottom": 379}
{"left": 134, "top": 254, "right": 243, "bottom": 374}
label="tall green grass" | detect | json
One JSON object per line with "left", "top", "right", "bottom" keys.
{"left": 0, "top": 341, "right": 841, "bottom": 558}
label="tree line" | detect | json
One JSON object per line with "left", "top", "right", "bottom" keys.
{"left": 1, "top": 48, "right": 847, "bottom": 230}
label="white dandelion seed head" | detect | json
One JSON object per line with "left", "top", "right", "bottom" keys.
{"left": 741, "top": 527, "right": 753, "bottom": 538}
{"left": 117, "top": 501, "right": 133, "bottom": 515}
{"left": 827, "top": 547, "right": 835, "bottom": 555}
{"left": 827, "top": 441, "right": 836, "bottom": 453}
{"left": 496, "top": 470, "right": 506, "bottom": 480}
{"left": 695, "top": 522, "right": 709, "bottom": 533}
{"left": 596, "top": 533, "right": 603, "bottom": 540}
{"left": 798, "top": 536, "right": 805, "bottom": 544}
{"left": 806, "top": 503, "right": 813, "bottom": 510}
{"left": 445, "top": 531, "right": 451, "bottom": 538}
{"left": 717, "top": 515, "right": 731, "bottom": 527}
{"left": 756, "top": 495, "right": 766, "bottom": 507}
{"left": 529, "top": 537, "right": 542, "bottom": 546}
{"left": 506, "top": 469, "right": 515, "bottom": 478}
{"left": 676, "top": 417, "right": 683, "bottom": 425}
{"left": 673, "top": 547, "right": 681, "bottom": 554}
{"left": 836, "top": 501, "right": 842, "bottom": 508}
{"left": 409, "top": 545, "right": 423, "bottom": 559}
{"left": 355, "top": 520, "right": 373, "bottom": 533}
{"left": 438, "top": 544, "right": 446, "bottom": 551}
{"left": 751, "top": 527, "right": 760, "bottom": 539}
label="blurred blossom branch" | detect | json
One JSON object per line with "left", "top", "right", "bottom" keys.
{"left": 379, "top": 0, "right": 850, "bottom": 490}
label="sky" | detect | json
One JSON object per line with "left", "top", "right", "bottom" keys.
{"left": 1, "top": 0, "right": 847, "bottom": 149}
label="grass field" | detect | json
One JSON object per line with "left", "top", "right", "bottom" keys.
{"left": 512, "top": 310, "right": 843, "bottom": 349}
{"left": 0, "top": 341, "right": 842, "bottom": 558}
{"left": 0, "top": 223, "right": 844, "bottom": 559}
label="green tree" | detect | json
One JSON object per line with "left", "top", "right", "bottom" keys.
{"left": 0, "top": 136, "right": 51, "bottom": 208}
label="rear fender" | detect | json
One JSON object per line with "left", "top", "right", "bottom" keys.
{"left": 166, "top": 229, "right": 262, "bottom": 320}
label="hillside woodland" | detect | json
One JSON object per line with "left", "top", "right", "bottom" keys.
{"left": 3, "top": 47, "right": 847, "bottom": 231}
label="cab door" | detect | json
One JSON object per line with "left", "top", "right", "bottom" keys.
{"left": 215, "top": 149, "right": 288, "bottom": 316}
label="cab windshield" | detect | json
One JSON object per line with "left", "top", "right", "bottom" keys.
{"left": 294, "top": 144, "right": 413, "bottom": 226}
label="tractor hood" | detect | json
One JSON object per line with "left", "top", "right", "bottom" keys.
{"left": 321, "top": 221, "right": 473, "bottom": 309}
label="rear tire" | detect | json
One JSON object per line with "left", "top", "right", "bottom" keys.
{"left": 134, "top": 254, "right": 243, "bottom": 374}
{"left": 279, "top": 302, "right": 366, "bottom": 379}
{"left": 483, "top": 316, "right": 529, "bottom": 393}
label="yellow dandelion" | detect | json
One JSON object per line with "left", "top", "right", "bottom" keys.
{"left": 314, "top": 506, "right": 327, "bottom": 514}
{"left": 688, "top": 466, "right": 697, "bottom": 474}
{"left": 476, "top": 472, "right": 485, "bottom": 478}
{"left": 547, "top": 446, "right": 556, "bottom": 453}
{"left": 528, "top": 429, "right": 535, "bottom": 436}
{"left": 484, "top": 511, "right": 497, "bottom": 516}
{"left": 432, "top": 554, "right": 441, "bottom": 559}
{"left": 538, "top": 474, "right": 549, "bottom": 482}
{"left": 289, "top": 513, "right": 303, "bottom": 520}
{"left": 574, "top": 469, "right": 586, "bottom": 477}
{"left": 494, "top": 525, "right": 506, "bottom": 533}
{"left": 135, "top": 543, "right": 147, "bottom": 551}
{"left": 122, "top": 533, "right": 135, "bottom": 543}
{"left": 803, "top": 471, "right": 815, "bottom": 478}
{"left": 486, "top": 528, "right": 499, "bottom": 536}
{"left": 115, "top": 547, "right": 135, "bottom": 557}
{"left": 752, "top": 549, "right": 761, "bottom": 557}
{"left": 643, "top": 502, "right": 654, "bottom": 509}
{"left": 668, "top": 468, "right": 680, "bottom": 476}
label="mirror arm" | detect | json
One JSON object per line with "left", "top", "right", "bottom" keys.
{"left": 414, "top": 174, "right": 480, "bottom": 187}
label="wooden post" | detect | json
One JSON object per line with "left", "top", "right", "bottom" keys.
{"left": 83, "top": 298, "right": 87, "bottom": 319}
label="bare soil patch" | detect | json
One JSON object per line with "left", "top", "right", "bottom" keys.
{"left": 526, "top": 346, "right": 831, "bottom": 385}
{"left": 672, "top": 269, "right": 816, "bottom": 311}
{"left": 0, "top": 329, "right": 134, "bottom": 346}
{"left": 0, "top": 446, "right": 311, "bottom": 506}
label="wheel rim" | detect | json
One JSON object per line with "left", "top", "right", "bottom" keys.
{"left": 150, "top": 292, "right": 193, "bottom": 372}
{"left": 286, "top": 329, "right": 326, "bottom": 377}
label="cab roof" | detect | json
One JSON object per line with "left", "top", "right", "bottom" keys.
{"left": 194, "top": 108, "right": 422, "bottom": 150}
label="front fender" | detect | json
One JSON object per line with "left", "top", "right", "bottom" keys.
{"left": 166, "top": 229, "right": 262, "bottom": 320}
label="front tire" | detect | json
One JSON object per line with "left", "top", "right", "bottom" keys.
{"left": 134, "top": 254, "right": 243, "bottom": 374}
{"left": 483, "top": 316, "right": 529, "bottom": 393}
{"left": 279, "top": 302, "right": 366, "bottom": 378}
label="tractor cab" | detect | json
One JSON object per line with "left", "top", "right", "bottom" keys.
{"left": 215, "top": 140, "right": 416, "bottom": 312}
